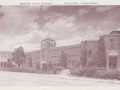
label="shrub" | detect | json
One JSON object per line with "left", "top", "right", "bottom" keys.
{"left": 52, "top": 68, "right": 57, "bottom": 74}
{"left": 56, "top": 66, "right": 63, "bottom": 71}
{"left": 7, "top": 63, "right": 13, "bottom": 68}
{"left": 95, "top": 70, "right": 110, "bottom": 79}
{"left": 95, "top": 70, "right": 103, "bottom": 78}
{"left": 70, "top": 67, "right": 85, "bottom": 76}
{"left": 70, "top": 69, "right": 76, "bottom": 75}
{"left": 70, "top": 66, "right": 120, "bottom": 80}
{"left": 84, "top": 67, "right": 97, "bottom": 77}
{"left": 95, "top": 69, "right": 120, "bottom": 79}
{"left": 77, "top": 68, "right": 85, "bottom": 76}
{"left": 107, "top": 70, "right": 119, "bottom": 79}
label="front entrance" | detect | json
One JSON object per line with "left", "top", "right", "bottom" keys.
{"left": 109, "top": 56, "right": 117, "bottom": 69}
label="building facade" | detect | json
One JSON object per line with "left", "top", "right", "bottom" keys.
{"left": 25, "top": 50, "right": 40, "bottom": 68}
{"left": 1, "top": 30, "right": 120, "bottom": 70}
{"left": 0, "top": 51, "right": 12, "bottom": 67}
{"left": 38, "top": 30, "right": 120, "bottom": 69}
{"left": 103, "top": 31, "right": 120, "bottom": 69}
{"left": 40, "top": 37, "right": 80, "bottom": 68}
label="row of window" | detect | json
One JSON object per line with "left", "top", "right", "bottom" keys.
{"left": 32, "top": 57, "right": 40, "bottom": 60}
{"left": 0, "top": 62, "right": 6, "bottom": 66}
{"left": 50, "top": 49, "right": 62, "bottom": 54}
{"left": 31, "top": 54, "right": 40, "bottom": 57}
{"left": 50, "top": 47, "right": 80, "bottom": 54}
{"left": 67, "top": 48, "right": 80, "bottom": 53}
{"left": 51, "top": 56, "right": 59, "bottom": 61}
{"left": 68, "top": 60, "right": 79, "bottom": 63}
{"left": 48, "top": 43, "right": 55, "bottom": 48}
{"left": 104, "top": 39, "right": 118, "bottom": 50}
{"left": 33, "top": 61, "right": 39, "bottom": 64}
{"left": 68, "top": 54, "right": 79, "bottom": 60}
{"left": 0, "top": 54, "right": 8, "bottom": 58}
{"left": 51, "top": 63, "right": 59, "bottom": 66}
{"left": 42, "top": 42, "right": 55, "bottom": 48}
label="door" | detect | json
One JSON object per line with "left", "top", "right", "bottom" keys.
{"left": 109, "top": 56, "right": 117, "bottom": 69}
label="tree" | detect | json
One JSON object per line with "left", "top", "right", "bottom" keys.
{"left": 87, "top": 52, "right": 97, "bottom": 66}
{"left": 59, "top": 51, "right": 67, "bottom": 67}
{"left": 12, "top": 46, "right": 26, "bottom": 67}
{"left": 97, "top": 36, "right": 106, "bottom": 68}
{"left": 0, "top": 6, "right": 4, "bottom": 19}
{"left": 80, "top": 40, "right": 87, "bottom": 67}
{"left": 29, "top": 56, "right": 32, "bottom": 68}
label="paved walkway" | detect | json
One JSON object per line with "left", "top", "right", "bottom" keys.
{"left": 0, "top": 70, "right": 120, "bottom": 87}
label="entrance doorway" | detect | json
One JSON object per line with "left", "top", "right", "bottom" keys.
{"left": 109, "top": 56, "right": 117, "bottom": 69}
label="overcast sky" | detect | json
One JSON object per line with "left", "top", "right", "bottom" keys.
{"left": 0, "top": 5, "right": 120, "bottom": 52}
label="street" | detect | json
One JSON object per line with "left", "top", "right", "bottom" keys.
{"left": 0, "top": 70, "right": 119, "bottom": 87}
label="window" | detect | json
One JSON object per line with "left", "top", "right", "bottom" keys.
{"left": 42, "top": 55, "right": 45, "bottom": 60}
{"left": 68, "top": 55, "right": 70, "bottom": 60}
{"left": 68, "top": 60, "right": 71, "bottom": 63}
{"left": 110, "top": 39, "right": 114, "bottom": 50}
{"left": 1, "top": 54, "right": 3, "bottom": 58}
{"left": 57, "top": 56, "right": 59, "bottom": 60}
{"left": 4, "top": 54, "right": 6, "bottom": 58}
{"left": 54, "top": 56, "right": 56, "bottom": 60}
{"left": 49, "top": 43, "right": 50, "bottom": 47}
{"left": 1, "top": 62, "right": 3, "bottom": 66}
{"left": 51, "top": 56, "right": 53, "bottom": 60}
{"left": 4, "top": 62, "right": 6, "bottom": 66}
{"left": 88, "top": 50, "right": 92, "bottom": 57}
{"left": 75, "top": 54, "right": 78, "bottom": 59}
{"left": 72, "top": 55, "right": 74, "bottom": 59}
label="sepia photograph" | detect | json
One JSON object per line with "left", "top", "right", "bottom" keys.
{"left": 0, "top": 3, "right": 120, "bottom": 87}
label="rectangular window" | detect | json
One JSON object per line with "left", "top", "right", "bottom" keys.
{"left": 88, "top": 50, "right": 92, "bottom": 57}
{"left": 4, "top": 54, "right": 6, "bottom": 58}
{"left": 1, "top": 54, "right": 3, "bottom": 58}
{"left": 68, "top": 55, "right": 70, "bottom": 59}
{"left": 57, "top": 56, "right": 59, "bottom": 60}
{"left": 4, "top": 62, "right": 6, "bottom": 66}
{"left": 75, "top": 54, "right": 78, "bottom": 59}
{"left": 68, "top": 60, "right": 71, "bottom": 63}
{"left": 51, "top": 56, "right": 52, "bottom": 60}
{"left": 110, "top": 39, "right": 114, "bottom": 50}
{"left": 1, "top": 62, "right": 3, "bottom": 66}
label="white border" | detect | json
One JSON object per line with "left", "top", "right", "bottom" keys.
{"left": 0, "top": 0, "right": 120, "bottom": 90}
{"left": 0, "top": 0, "right": 120, "bottom": 5}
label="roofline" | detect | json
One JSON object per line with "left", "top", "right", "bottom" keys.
{"left": 42, "top": 37, "right": 55, "bottom": 41}
{"left": 25, "top": 50, "right": 40, "bottom": 53}
{"left": 103, "top": 34, "right": 120, "bottom": 36}
{"left": 49, "top": 44, "right": 80, "bottom": 50}
{"left": 0, "top": 51, "right": 13, "bottom": 52}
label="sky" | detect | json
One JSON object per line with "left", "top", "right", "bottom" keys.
{"left": 0, "top": 5, "right": 120, "bottom": 52}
